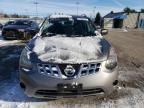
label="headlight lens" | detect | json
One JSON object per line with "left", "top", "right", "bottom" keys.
{"left": 105, "top": 58, "right": 117, "bottom": 70}
{"left": 20, "top": 48, "right": 32, "bottom": 69}
{"left": 105, "top": 48, "right": 117, "bottom": 70}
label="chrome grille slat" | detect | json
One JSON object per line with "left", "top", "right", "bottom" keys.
{"left": 37, "top": 64, "right": 61, "bottom": 78}
{"left": 79, "top": 63, "right": 101, "bottom": 76}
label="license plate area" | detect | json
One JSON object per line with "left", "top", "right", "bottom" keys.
{"left": 57, "top": 83, "right": 83, "bottom": 91}
{"left": 6, "top": 31, "right": 15, "bottom": 36}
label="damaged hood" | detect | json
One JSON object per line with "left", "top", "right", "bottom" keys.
{"left": 28, "top": 35, "right": 111, "bottom": 63}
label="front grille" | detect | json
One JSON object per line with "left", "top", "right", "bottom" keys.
{"left": 37, "top": 63, "right": 101, "bottom": 78}
{"left": 79, "top": 63, "right": 101, "bottom": 76}
{"left": 37, "top": 64, "right": 61, "bottom": 78}
{"left": 35, "top": 88, "right": 104, "bottom": 97}
{"left": 4, "top": 29, "right": 24, "bottom": 38}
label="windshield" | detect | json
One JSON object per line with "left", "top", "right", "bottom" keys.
{"left": 40, "top": 17, "right": 96, "bottom": 37}
{"left": 13, "top": 20, "right": 32, "bottom": 26}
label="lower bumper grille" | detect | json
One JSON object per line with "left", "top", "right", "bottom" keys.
{"left": 35, "top": 88, "right": 104, "bottom": 97}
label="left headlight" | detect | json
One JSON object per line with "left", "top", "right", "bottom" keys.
{"left": 105, "top": 47, "right": 117, "bottom": 70}
{"left": 20, "top": 48, "right": 32, "bottom": 69}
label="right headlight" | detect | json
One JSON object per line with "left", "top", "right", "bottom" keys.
{"left": 20, "top": 47, "right": 32, "bottom": 69}
{"left": 105, "top": 47, "right": 117, "bottom": 70}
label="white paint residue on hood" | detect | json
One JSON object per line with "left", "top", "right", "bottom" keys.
{"left": 32, "top": 35, "right": 106, "bottom": 63}
{"left": 50, "top": 14, "right": 72, "bottom": 19}
{"left": 33, "top": 38, "right": 45, "bottom": 54}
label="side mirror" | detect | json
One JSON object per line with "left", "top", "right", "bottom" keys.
{"left": 101, "top": 29, "right": 108, "bottom": 35}
{"left": 96, "top": 25, "right": 101, "bottom": 29}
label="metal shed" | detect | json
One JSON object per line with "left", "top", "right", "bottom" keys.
{"left": 103, "top": 12, "right": 127, "bottom": 28}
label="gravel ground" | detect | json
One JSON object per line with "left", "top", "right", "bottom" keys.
{"left": 0, "top": 29, "right": 144, "bottom": 108}
{"left": 106, "top": 29, "right": 144, "bottom": 68}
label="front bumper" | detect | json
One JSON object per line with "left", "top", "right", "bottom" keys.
{"left": 19, "top": 62, "right": 118, "bottom": 99}
{"left": 2, "top": 30, "right": 35, "bottom": 40}
{"left": 2, "top": 30, "right": 25, "bottom": 39}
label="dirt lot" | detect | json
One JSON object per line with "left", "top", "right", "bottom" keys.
{"left": 106, "top": 29, "right": 144, "bottom": 68}
{"left": 0, "top": 29, "right": 144, "bottom": 108}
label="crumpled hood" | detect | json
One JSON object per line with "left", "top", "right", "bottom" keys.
{"left": 29, "top": 35, "right": 111, "bottom": 64}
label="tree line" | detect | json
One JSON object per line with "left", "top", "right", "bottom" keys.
{"left": 124, "top": 7, "right": 144, "bottom": 13}
{"left": 0, "top": 13, "right": 29, "bottom": 18}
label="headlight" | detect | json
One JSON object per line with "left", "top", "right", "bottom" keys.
{"left": 20, "top": 48, "right": 32, "bottom": 69}
{"left": 105, "top": 48, "right": 117, "bottom": 70}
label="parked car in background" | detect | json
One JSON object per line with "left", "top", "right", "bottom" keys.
{"left": 0, "top": 23, "right": 3, "bottom": 30}
{"left": 4, "top": 21, "right": 14, "bottom": 27}
{"left": 2, "top": 19, "right": 39, "bottom": 40}
{"left": 19, "top": 14, "right": 118, "bottom": 99}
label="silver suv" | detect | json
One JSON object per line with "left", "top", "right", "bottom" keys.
{"left": 19, "top": 14, "right": 118, "bottom": 99}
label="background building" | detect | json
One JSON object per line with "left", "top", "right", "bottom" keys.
{"left": 103, "top": 12, "right": 144, "bottom": 29}
{"left": 138, "top": 13, "right": 144, "bottom": 28}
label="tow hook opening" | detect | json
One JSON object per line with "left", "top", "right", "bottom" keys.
{"left": 113, "top": 80, "right": 118, "bottom": 86}
{"left": 20, "top": 82, "right": 26, "bottom": 90}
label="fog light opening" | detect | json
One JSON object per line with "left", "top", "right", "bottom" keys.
{"left": 113, "top": 80, "right": 118, "bottom": 86}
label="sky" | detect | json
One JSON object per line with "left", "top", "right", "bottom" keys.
{"left": 0, "top": 0, "right": 144, "bottom": 17}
